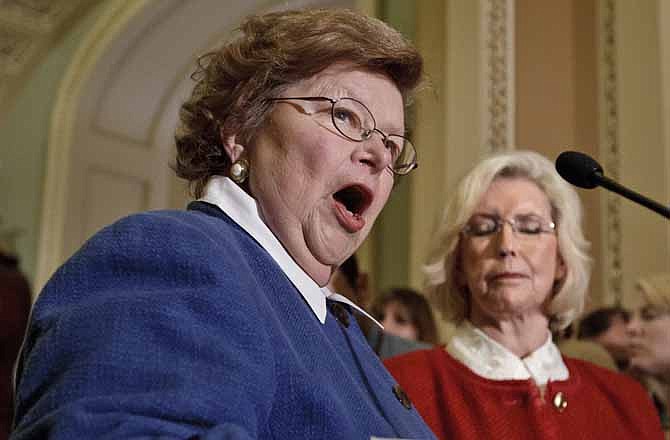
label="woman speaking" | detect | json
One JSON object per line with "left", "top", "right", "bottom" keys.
{"left": 11, "top": 8, "right": 432, "bottom": 440}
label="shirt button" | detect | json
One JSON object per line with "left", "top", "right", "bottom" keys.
{"left": 393, "top": 384, "right": 413, "bottom": 409}
{"left": 552, "top": 391, "right": 568, "bottom": 412}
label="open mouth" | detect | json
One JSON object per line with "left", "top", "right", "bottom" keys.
{"left": 332, "top": 184, "right": 374, "bottom": 233}
{"left": 333, "top": 184, "right": 373, "bottom": 216}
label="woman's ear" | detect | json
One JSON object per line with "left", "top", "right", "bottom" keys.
{"left": 221, "top": 128, "right": 245, "bottom": 163}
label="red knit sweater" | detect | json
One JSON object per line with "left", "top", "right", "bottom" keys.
{"left": 385, "top": 347, "right": 663, "bottom": 440}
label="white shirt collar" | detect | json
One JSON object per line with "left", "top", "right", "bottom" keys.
{"left": 447, "top": 321, "right": 569, "bottom": 385}
{"left": 199, "top": 176, "right": 382, "bottom": 328}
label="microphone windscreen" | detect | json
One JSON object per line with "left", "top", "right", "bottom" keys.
{"left": 555, "top": 151, "right": 603, "bottom": 189}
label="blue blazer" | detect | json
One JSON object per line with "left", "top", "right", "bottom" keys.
{"left": 12, "top": 202, "right": 435, "bottom": 439}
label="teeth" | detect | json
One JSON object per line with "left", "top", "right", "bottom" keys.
{"left": 338, "top": 200, "right": 360, "bottom": 219}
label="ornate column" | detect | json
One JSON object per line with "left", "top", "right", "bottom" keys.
{"left": 481, "top": 0, "right": 516, "bottom": 152}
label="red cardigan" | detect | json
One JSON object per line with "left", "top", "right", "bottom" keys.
{"left": 385, "top": 347, "right": 663, "bottom": 440}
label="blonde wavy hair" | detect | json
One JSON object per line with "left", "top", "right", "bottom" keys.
{"left": 423, "top": 150, "right": 592, "bottom": 330}
{"left": 637, "top": 273, "right": 670, "bottom": 307}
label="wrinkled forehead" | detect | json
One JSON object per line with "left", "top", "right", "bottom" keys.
{"left": 287, "top": 63, "right": 406, "bottom": 133}
{"left": 477, "top": 176, "right": 553, "bottom": 215}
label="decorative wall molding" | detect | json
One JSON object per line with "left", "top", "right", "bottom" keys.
{"left": 0, "top": 0, "right": 95, "bottom": 121}
{"left": 599, "top": 0, "right": 623, "bottom": 304}
{"left": 0, "top": 0, "right": 91, "bottom": 75}
{"left": 480, "top": 0, "right": 515, "bottom": 152}
{"left": 0, "top": 25, "right": 33, "bottom": 76}
{"left": 0, "top": 0, "right": 85, "bottom": 32}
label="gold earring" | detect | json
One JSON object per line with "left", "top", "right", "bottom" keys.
{"left": 230, "top": 159, "right": 249, "bottom": 183}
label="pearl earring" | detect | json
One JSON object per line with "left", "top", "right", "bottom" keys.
{"left": 230, "top": 159, "right": 249, "bottom": 183}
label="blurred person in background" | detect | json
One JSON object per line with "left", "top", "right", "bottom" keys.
{"left": 11, "top": 8, "right": 435, "bottom": 439}
{"left": 577, "top": 306, "right": 631, "bottom": 370}
{"left": 385, "top": 150, "right": 663, "bottom": 439}
{"left": 0, "top": 252, "right": 31, "bottom": 440}
{"left": 550, "top": 322, "right": 618, "bottom": 372}
{"left": 552, "top": 321, "right": 618, "bottom": 372}
{"left": 627, "top": 273, "right": 670, "bottom": 433}
{"left": 371, "top": 287, "right": 439, "bottom": 344}
{"left": 327, "top": 255, "right": 434, "bottom": 359}
{"left": 628, "top": 274, "right": 670, "bottom": 380}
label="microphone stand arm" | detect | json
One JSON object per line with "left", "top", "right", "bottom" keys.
{"left": 594, "top": 172, "right": 670, "bottom": 219}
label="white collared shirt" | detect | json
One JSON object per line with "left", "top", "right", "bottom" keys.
{"left": 199, "top": 176, "right": 382, "bottom": 327}
{"left": 447, "top": 321, "right": 569, "bottom": 385}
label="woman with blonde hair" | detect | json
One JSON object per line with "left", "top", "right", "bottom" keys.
{"left": 386, "top": 150, "right": 663, "bottom": 439}
{"left": 627, "top": 273, "right": 670, "bottom": 434}
{"left": 628, "top": 273, "right": 670, "bottom": 379}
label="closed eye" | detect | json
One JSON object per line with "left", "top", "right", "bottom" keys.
{"left": 515, "top": 215, "right": 545, "bottom": 234}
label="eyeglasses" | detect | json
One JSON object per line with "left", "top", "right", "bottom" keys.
{"left": 462, "top": 214, "right": 556, "bottom": 238}
{"left": 265, "top": 96, "right": 417, "bottom": 175}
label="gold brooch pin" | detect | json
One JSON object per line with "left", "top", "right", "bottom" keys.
{"left": 552, "top": 391, "right": 567, "bottom": 412}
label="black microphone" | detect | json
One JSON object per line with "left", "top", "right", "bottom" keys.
{"left": 556, "top": 150, "right": 670, "bottom": 219}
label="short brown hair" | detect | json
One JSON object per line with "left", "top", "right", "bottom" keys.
{"left": 174, "top": 8, "right": 424, "bottom": 198}
{"left": 371, "top": 287, "right": 439, "bottom": 344}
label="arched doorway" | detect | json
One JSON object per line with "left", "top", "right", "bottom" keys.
{"left": 35, "top": 0, "right": 359, "bottom": 290}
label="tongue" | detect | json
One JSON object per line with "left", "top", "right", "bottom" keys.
{"left": 333, "top": 199, "right": 365, "bottom": 233}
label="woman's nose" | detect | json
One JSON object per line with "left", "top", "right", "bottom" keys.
{"left": 353, "top": 133, "right": 392, "bottom": 173}
{"left": 496, "top": 223, "right": 519, "bottom": 257}
{"left": 626, "top": 315, "right": 643, "bottom": 336}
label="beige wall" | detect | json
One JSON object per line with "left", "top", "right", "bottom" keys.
{"left": 515, "top": 0, "right": 604, "bottom": 306}
{"left": 614, "top": 0, "right": 670, "bottom": 309}
{"left": 0, "top": 3, "right": 106, "bottom": 284}
{"left": 407, "top": 0, "right": 484, "bottom": 293}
